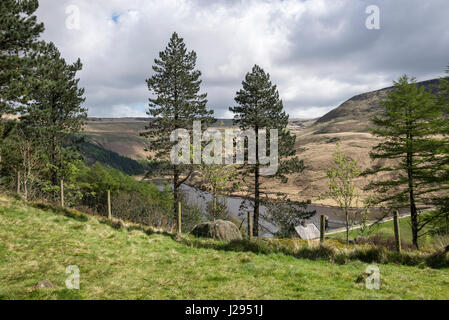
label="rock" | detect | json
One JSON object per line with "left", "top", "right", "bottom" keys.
{"left": 355, "top": 273, "right": 367, "bottom": 283}
{"left": 33, "top": 280, "right": 54, "bottom": 289}
{"left": 191, "top": 220, "right": 242, "bottom": 241}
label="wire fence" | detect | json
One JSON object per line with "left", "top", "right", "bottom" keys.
{"left": 3, "top": 175, "right": 178, "bottom": 232}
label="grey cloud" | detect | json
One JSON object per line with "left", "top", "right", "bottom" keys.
{"left": 35, "top": 0, "right": 449, "bottom": 119}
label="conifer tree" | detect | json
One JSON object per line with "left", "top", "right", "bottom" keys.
{"left": 431, "top": 66, "right": 449, "bottom": 232}
{"left": 142, "top": 32, "right": 214, "bottom": 222}
{"left": 0, "top": 0, "right": 44, "bottom": 114}
{"left": 0, "top": 0, "right": 44, "bottom": 171}
{"left": 22, "top": 42, "right": 87, "bottom": 186}
{"left": 230, "top": 65, "right": 306, "bottom": 236}
{"left": 365, "top": 75, "right": 447, "bottom": 248}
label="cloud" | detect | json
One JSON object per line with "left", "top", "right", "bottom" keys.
{"left": 35, "top": 0, "right": 449, "bottom": 118}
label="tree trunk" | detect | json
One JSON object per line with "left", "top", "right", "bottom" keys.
{"left": 16, "top": 170, "right": 20, "bottom": 194}
{"left": 213, "top": 190, "right": 217, "bottom": 220}
{"left": 254, "top": 126, "right": 259, "bottom": 237}
{"left": 345, "top": 208, "right": 349, "bottom": 245}
{"left": 173, "top": 166, "right": 179, "bottom": 220}
{"left": 407, "top": 151, "right": 419, "bottom": 249}
{"left": 23, "top": 171, "right": 27, "bottom": 200}
{"left": 51, "top": 134, "right": 58, "bottom": 186}
{"left": 409, "top": 192, "right": 418, "bottom": 249}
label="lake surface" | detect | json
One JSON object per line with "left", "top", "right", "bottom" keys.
{"left": 177, "top": 184, "right": 379, "bottom": 237}
{"left": 153, "top": 182, "right": 409, "bottom": 238}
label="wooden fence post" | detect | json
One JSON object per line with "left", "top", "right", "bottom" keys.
{"left": 177, "top": 201, "right": 182, "bottom": 235}
{"left": 320, "top": 215, "right": 325, "bottom": 243}
{"left": 60, "top": 179, "right": 64, "bottom": 208}
{"left": 393, "top": 210, "right": 401, "bottom": 253}
{"left": 247, "top": 211, "right": 253, "bottom": 240}
{"left": 16, "top": 171, "right": 20, "bottom": 194}
{"left": 107, "top": 190, "right": 111, "bottom": 219}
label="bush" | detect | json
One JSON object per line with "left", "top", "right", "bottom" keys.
{"left": 386, "top": 251, "right": 424, "bottom": 267}
{"left": 225, "top": 239, "right": 276, "bottom": 255}
{"left": 350, "top": 247, "right": 388, "bottom": 264}
{"left": 426, "top": 248, "right": 449, "bottom": 268}
{"left": 295, "top": 244, "right": 337, "bottom": 261}
{"left": 355, "top": 235, "right": 415, "bottom": 251}
{"left": 31, "top": 201, "right": 88, "bottom": 222}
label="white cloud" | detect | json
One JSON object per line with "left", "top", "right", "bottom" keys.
{"left": 35, "top": 0, "right": 449, "bottom": 118}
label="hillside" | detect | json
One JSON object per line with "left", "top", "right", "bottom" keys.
{"left": 312, "top": 78, "right": 443, "bottom": 134}
{"left": 83, "top": 118, "right": 315, "bottom": 161}
{"left": 82, "top": 78, "right": 445, "bottom": 205}
{"left": 82, "top": 117, "right": 382, "bottom": 204}
{"left": 1, "top": 196, "right": 448, "bottom": 299}
{"left": 84, "top": 118, "right": 149, "bottom": 160}
{"left": 79, "top": 140, "right": 146, "bottom": 175}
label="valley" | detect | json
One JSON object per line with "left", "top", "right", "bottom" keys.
{"left": 84, "top": 79, "right": 441, "bottom": 205}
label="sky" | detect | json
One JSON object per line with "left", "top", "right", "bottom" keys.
{"left": 35, "top": 0, "right": 449, "bottom": 119}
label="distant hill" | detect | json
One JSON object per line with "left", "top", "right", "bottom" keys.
{"left": 83, "top": 118, "right": 314, "bottom": 161}
{"left": 312, "top": 78, "right": 444, "bottom": 134}
{"left": 82, "top": 79, "right": 445, "bottom": 204}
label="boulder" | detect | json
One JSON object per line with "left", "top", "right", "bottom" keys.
{"left": 191, "top": 220, "right": 242, "bottom": 241}
{"left": 32, "top": 280, "right": 54, "bottom": 289}
{"left": 294, "top": 223, "right": 320, "bottom": 240}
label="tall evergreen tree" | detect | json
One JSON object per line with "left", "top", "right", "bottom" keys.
{"left": 142, "top": 32, "right": 214, "bottom": 222}
{"left": 0, "top": 0, "right": 44, "bottom": 172}
{"left": 365, "top": 75, "right": 447, "bottom": 248}
{"left": 22, "top": 42, "right": 87, "bottom": 186}
{"left": 431, "top": 66, "right": 449, "bottom": 232}
{"left": 230, "top": 65, "right": 306, "bottom": 236}
{"left": 0, "top": 0, "right": 44, "bottom": 114}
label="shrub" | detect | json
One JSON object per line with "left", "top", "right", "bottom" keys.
{"left": 31, "top": 201, "right": 88, "bottom": 222}
{"left": 225, "top": 239, "right": 276, "bottom": 255}
{"left": 350, "top": 247, "right": 388, "bottom": 264}
{"left": 355, "top": 235, "right": 415, "bottom": 251}
{"left": 295, "top": 244, "right": 337, "bottom": 261}
{"left": 426, "top": 249, "right": 449, "bottom": 268}
{"left": 386, "top": 251, "right": 424, "bottom": 267}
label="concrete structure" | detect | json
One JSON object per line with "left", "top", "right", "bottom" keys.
{"left": 295, "top": 223, "right": 320, "bottom": 240}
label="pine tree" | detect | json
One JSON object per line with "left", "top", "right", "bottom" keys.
{"left": 365, "top": 75, "right": 447, "bottom": 248}
{"left": 431, "top": 66, "right": 449, "bottom": 232}
{"left": 0, "top": 0, "right": 44, "bottom": 172}
{"left": 142, "top": 32, "right": 214, "bottom": 222}
{"left": 22, "top": 42, "right": 87, "bottom": 186}
{"left": 0, "top": 0, "right": 44, "bottom": 114}
{"left": 230, "top": 65, "right": 306, "bottom": 236}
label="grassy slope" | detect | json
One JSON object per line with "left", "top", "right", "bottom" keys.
{"left": 1, "top": 196, "right": 448, "bottom": 300}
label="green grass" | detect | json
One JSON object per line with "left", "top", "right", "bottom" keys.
{"left": 328, "top": 214, "right": 445, "bottom": 248}
{"left": 1, "top": 196, "right": 448, "bottom": 300}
